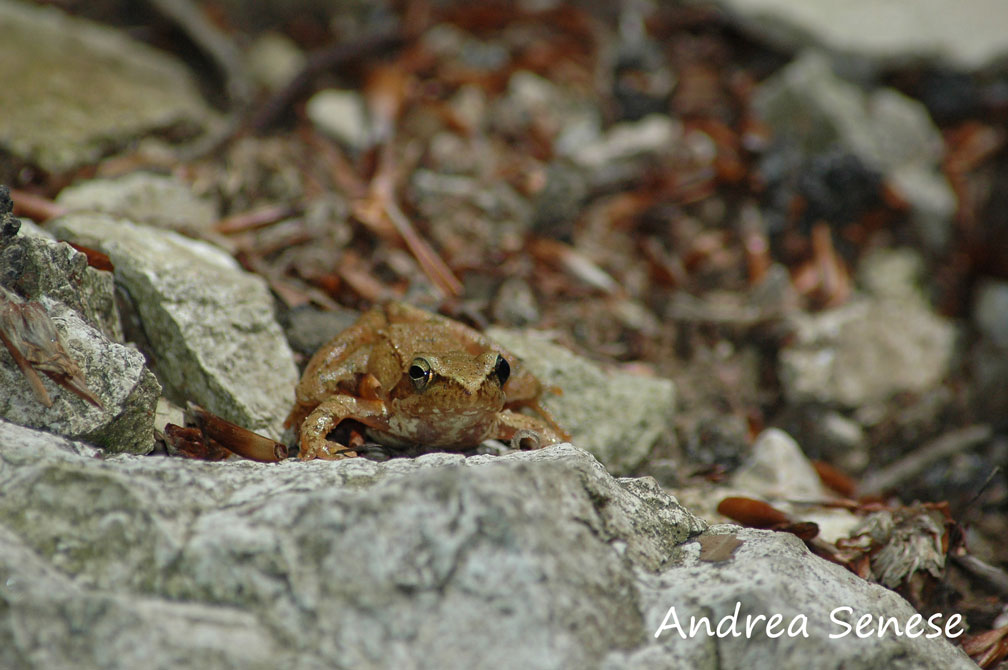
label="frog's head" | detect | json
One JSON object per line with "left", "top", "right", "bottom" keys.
{"left": 389, "top": 350, "right": 510, "bottom": 418}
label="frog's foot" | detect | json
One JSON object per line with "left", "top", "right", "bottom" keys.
{"left": 299, "top": 438, "right": 358, "bottom": 461}
{"left": 495, "top": 410, "right": 567, "bottom": 451}
{"left": 510, "top": 429, "right": 542, "bottom": 451}
{"left": 296, "top": 396, "right": 388, "bottom": 461}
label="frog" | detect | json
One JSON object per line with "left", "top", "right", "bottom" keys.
{"left": 285, "top": 302, "right": 569, "bottom": 460}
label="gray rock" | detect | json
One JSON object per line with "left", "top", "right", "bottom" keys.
{"left": 0, "top": 222, "right": 122, "bottom": 342}
{"left": 732, "top": 428, "right": 828, "bottom": 500}
{"left": 487, "top": 328, "right": 676, "bottom": 475}
{"left": 0, "top": 223, "right": 156, "bottom": 453}
{"left": 857, "top": 246, "right": 928, "bottom": 304}
{"left": 48, "top": 213, "right": 298, "bottom": 440}
{"left": 306, "top": 89, "right": 373, "bottom": 151}
{"left": 690, "top": 0, "right": 1008, "bottom": 71}
{"left": 246, "top": 31, "right": 306, "bottom": 92}
{"left": 753, "top": 51, "right": 956, "bottom": 249}
{"left": 774, "top": 405, "right": 869, "bottom": 473}
{"left": 56, "top": 172, "right": 220, "bottom": 237}
{"left": 570, "top": 114, "right": 682, "bottom": 171}
{"left": 0, "top": 0, "right": 214, "bottom": 174}
{"left": 779, "top": 296, "right": 957, "bottom": 408}
{"left": 0, "top": 298, "right": 159, "bottom": 453}
{"left": 974, "top": 280, "right": 1008, "bottom": 349}
{"left": 0, "top": 420, "right": 973, "bottom": 669}
{"left": 615, "top": 525, "right": 973, "bottom": 669}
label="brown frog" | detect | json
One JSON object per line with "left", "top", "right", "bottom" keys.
{"left": 285, "top": 302, "right": 569, "bottom": 460}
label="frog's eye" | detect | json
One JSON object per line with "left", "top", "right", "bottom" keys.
{"left": 493, "top": 355, "right": 510, "bottom": 386}
{"left": 408, "top": 357, "right": 432, "bottom": 391}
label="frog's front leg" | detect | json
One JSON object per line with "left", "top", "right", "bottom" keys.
{"left": 493, "top": 411, "right": 567, "bottom": 451}
{"left": 298, "top": 396, "right": 390, "bottom": 460}
{"left": 501, "top": 370, "right": 571, "bottom": 441}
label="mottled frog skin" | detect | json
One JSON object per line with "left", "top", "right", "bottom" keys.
{"left": 285, "top": 302, "right": 568, "bottom": 460}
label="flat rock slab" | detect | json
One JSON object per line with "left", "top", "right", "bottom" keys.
{"left": 0, "top": 0, "right": 214, "bottom": 174}
{"left": 695, "top": 0, "right": 1008, "bottom": 71}
{"left": 488, "top": 327, "right": 676, "bottom": 475}
{"left": 0, "top": 420, "right": 973, "bottom": 669}
{"left": 49, "top": 213, "right": 298, "bottom": 440}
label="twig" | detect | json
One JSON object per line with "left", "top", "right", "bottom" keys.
{"left": 857, "top": 425, "right": 993, "bottom": 497}
{"left": 9, "top": 189, "right": 67, "bottom": 223}
{"left": 951, "top": 553, "right": 1008, "bottom": 600}
{"left": 248, "top": 28, "right": 403, "bottom": 133}
{"left": 215, "top": 204, "right": 298, "bottom": 234}
{"left": 382, "top": 191, "right": 463, "bottom": 298}
{"left": 145, "top": 0, "right": 252, "bottom": 107}
{"left": 187, "top": 404, "right": 288, "bottom": 462}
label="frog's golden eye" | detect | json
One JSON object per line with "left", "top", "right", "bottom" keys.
{"left": 408, "top": 357, "right": 432, "bottom": 391}
{"left": 493, "top": 354, "right": 510, "bottom": 386}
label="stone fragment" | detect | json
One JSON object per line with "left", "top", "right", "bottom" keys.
{"left": 48, "top": 213, "right": 298, "bottom": 440}
{"left": 688, "top": 0, "right": 1008, "bottom": 71}
{"left": 974, "top": 280, "right": 1008, "bottom": 349}
{"left": 56, "top": 173, "right": 219, "bottom": 237}
{"left": 0, "top": 221, "right": 122, "bottom": 342}
{"left": 732, "top": 428, "right": 828, "bottom": 500}
{"left": 779, "top": 296, "right": 956, "bottom": 408}
{"left": 488, "top": 328, "right": 676, "bottom": 475}
{"left": 306, "top": 89, "right": 373, "bottom": 151}
{"left": 0, "top": 298, "right": 159, "bottom": 453}
{"left": 754, "top": 51, "right": 956, "bottom": 249}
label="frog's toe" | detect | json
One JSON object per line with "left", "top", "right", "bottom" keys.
{"left": 510, "top": 429, "right": 542, "bottom": 451}
{"left": 299, "top": 439, "right": 358, "bottom": 461}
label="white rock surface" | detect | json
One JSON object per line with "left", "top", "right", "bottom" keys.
{"left": 692, "top": 0, "right": 1008, "bottom": 71}
{"left": 306, "top": 89, "right": 373, "bottom": 151}
{"left": 779, "top": 296, "right": 956, "bottom": 407}
{"left": 0, "top": 420, "right": 975, "bottom": 669}
{"left": 732, "top": 428, "right": 828, "bottom": 500}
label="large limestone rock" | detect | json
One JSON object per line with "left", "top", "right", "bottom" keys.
{"left": 0, "top": 420, "right": 974, "bottom": 669}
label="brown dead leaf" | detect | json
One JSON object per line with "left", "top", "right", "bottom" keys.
{"left": 717, "top": 496, "right": 790, "bottom": 528}
{"left": 962, "top": 625, "right": 1008, "bottom": 669}
{"left": 187, "top": 404, "right": 288, "bottom": 462}
{"left": 163, "top": 423, "right": 230, "bottom": 461}
{"left": 812, "top": 459, "right": 857, "bottom": 498}
{"left": 698, "top": 533, "right": 743, "bottom": 562}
